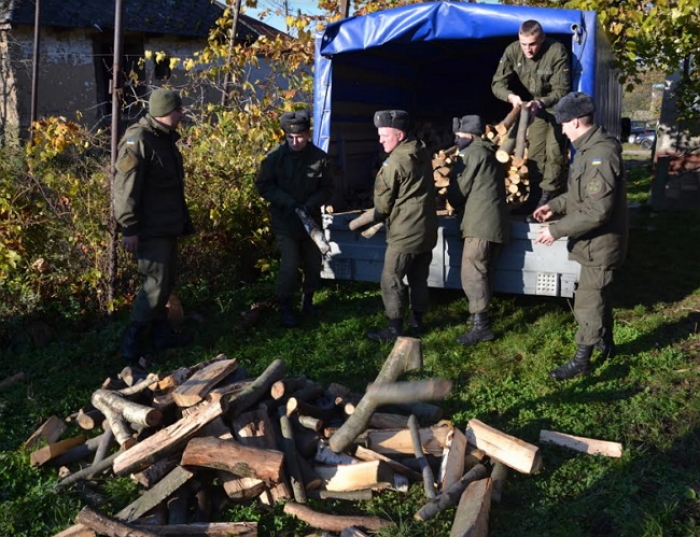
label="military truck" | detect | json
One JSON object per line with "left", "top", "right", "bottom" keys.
{"left": 313, "top": 2, "right": 623, "bottom": 297}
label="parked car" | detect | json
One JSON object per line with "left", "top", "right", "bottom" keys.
{"left": 628, "top": 120, "right": 652, "bottom": 143}
{"left": 633, "top": 129, "right": 657, "bottom": 150}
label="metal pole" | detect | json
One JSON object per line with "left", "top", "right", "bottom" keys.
{"left": 107, "top": 0, "right": 125, "bottom": 310}
{"left": 30, "top": 0, "right": 41, "bottom": 126}
{"left": 340, "top": 0, "right": 350, "bottom": 19}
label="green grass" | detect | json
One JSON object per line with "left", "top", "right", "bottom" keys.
{"left": 4, "top": 151, "right": 700, "bottom": 536}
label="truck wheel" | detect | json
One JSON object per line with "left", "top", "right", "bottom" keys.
{"left": 641, "top": 139, "right": 653, "bottom": 150}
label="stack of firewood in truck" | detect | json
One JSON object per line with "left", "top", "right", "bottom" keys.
{"left": 17, "top": 336, "right": 623, "bottom": 537}
{"left": 429, "top": 106, "right": 533, "bottom": 210}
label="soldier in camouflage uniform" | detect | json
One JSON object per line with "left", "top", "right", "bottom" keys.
{"left": 113, "top": 88, "right": 195, "bottom": 364}
{"left": 255, "top": 110, "right": 334, "bottom": 328}
{"left": 367, "top": 110, "right": 438, "bottom": 342}
{"left": 492, "top": 19, "right": 571, "bottom": 220}
{"left": 446, "top": 115, "right": 509, "bottom": 347}
{"left": 533, "top": 92, "right": 628, "bottom": 380}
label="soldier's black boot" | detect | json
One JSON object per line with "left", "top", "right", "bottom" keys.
{"left": 408, "top": 311, "right": 425, "bottom": 335}
{"left": 456, "top": 313, "right": 495, "bottom": 346}
{"left": 595, "top": 327, "right": 616, "bottom": 360}
{"left": 526, "top": 190, "right": 556, "bottom": 223}
{"left": 120, "top": 323, "right": 147, "bottom": 364}
{"left": 300, "top": 292, "right": 321, "bottom": 316}
{"left": 280, "top": 298, "right": 299, "bottom": 328}
{"left": 152, "top": 320, "right": 193, "bottom": 352}
{"left": 549, "top": 344, "right": 593, "bottom": 381}
{"left": 367, "top": 318, "right": 403, "bottom": 342}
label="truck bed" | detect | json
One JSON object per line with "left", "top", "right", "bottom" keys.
{"left": 321, "top": 211, "right": 580, "bottom": 298}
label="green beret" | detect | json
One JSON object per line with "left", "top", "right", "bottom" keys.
{"left": 149, "top": 89, "right": 182, "bottom": 117}
{"left": 452, "top": 115, "right": 484, "bottom": 135}
{"left": 280, "top": 110, "right": 311, "bottom": 133}
{"left": 554, "top": 91, "right": 595, "bottom": 123}
{"left": 374, "top": 110, "right": 409, "bottom": 131}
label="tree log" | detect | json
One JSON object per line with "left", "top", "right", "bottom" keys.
{"left": 353, "top": 445, "right": 422, "bottom": 481}
{"left": 465, "top": 419, "right": 541, "bottom": 474}
{"left": 314, "top": 460, "right": 393, "bottom": 492}
{"left": 131, "top": 454, "right": 181, "bottom": 488}
{"left": 49, "top": 433, "right": 107, "bottom": 467}
{"left": 366, "top": 425, "right": 450, "bottom": 456}
{"left": 116, "top": 466, "right": 193, "bottom": 522}
{"left": 340, "top": 528, "right": 370, "bottom": 537}
{"left": 395, "top": 401, "right": 443, "bottom": 424}
{"left": 280, "top": 413, "right": 307, "bottom": 503}
{"left": 490, "top": 461, "right": 508, "bottom": 503}
{"left": 496, "top": 123, "right": 517, "bottom": 163}
{"left": 172, "top": 358, "right": 238, "bottom": 408}
{"left": 75, "top": 506, "right": 159, "bottom": 537}
{"left": 25, "top": 415, "right": 66, "bottom": 449}
{"left": 495, "top": 105, "right": 521, "bottom": 138}
{"left": 329, "top": 337, "right": 422, "bottom": 453}
{"left": 360, "top": 222, "right": 384, "bottom": 239}
{"left": 539, "top": 429, "right": 623, "bottom": 457}
{"left": 181, "top": 436, "right": 283, "bottom": 482}
{"left": 133, "top": 522, "right": 258, "bottom": 536}
{"left": 283, "top": 502, "right": 394, "bottom": 533}
{"left": 365, "top": 378, "right": 452, "bottom": 406}
{"left": 93, "top": 426, "right": 115, "bottom": 466}
{"left": 414, "top": 463, "right": 489, "bottom": 522}
{"left": 55, "top": 451, "right": 120, "bottom": 491}
{"left": 31, "top": 435, "right": 86, "bottom": 467}
{"left": 225, "top": 359, "right": 285, "bottom": 419}
{"left": 439, "top": 427, "right": 467, "bottom": 491}
{"left": 366, "top": 412, "right": 409, "bottom": 429}
{"left": 308, "top": 489, "right": 372, "bottom": 501}
{"left": 514, "top": 106, "right": 530, "bottom": 160}
{"left": 408, "top": 414, "right": 436, "bottom": 499}
{"left": 348, "top": 209, "right": 376, "bottom": 231}
{"left": 51, "top": 524, "right": 95, "bottom": 537}
{"left": 449, "top": 478, "right": 492, "bottom": 537}
{"left": 92, "top": 389, "right": 162, "bottom": 428}
{"left": 113, "top": 398, "right": 226, "bottom": 476}
{"left": 271, "top": 375, "right": 307, "bottom": 399}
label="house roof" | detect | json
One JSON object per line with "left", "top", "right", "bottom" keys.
{"left": 0, "top": 0, "right": 284, "bottom": 41}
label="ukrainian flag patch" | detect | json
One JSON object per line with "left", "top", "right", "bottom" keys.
{"left": 591, "top": 158, "right": 602, "bottom": 166}
{"left": 126, "top": 139, "right": 136, "bottom": 145}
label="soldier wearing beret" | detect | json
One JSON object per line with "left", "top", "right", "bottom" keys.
{"left": 446, "top": 115, "right": 509, "bottom": 346}
{"left": 533, "top": 91, "right": 628, "bottom": 380}
{"left": 492, "top": 19, "right": 571, "bottom": 220}
{"left": 255, "top": 110, "right": 334, "bottom": 328}
{"left": 367, "top": 110, "right": 438, "bottom": 342}
{"left": 113, "top": 88, "right": 195, "bottom": 364}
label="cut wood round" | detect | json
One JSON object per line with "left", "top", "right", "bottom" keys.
{"left": 508, "top": 184, "right": 519, "bottom": 194}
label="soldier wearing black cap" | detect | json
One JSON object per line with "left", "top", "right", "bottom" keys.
{"left": 533, "top": 91, "right": 628, "bottom": 380}
{"left": 446, "top": 115, "right": 509, "bottom": 346}
{"left": 366, "top": 110, "right": 438, "bottom": 342}
{"left": 492, "top": 19, "right": 571, "bottom": 220}
{"left": 113, "top": 88, "right": 194, "bottom": 364}
{"left": 255, "top": 110, "right": 334, "bottom": 327}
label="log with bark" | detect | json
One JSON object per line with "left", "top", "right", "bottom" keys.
{"left": 449, "top": 478, "right": 492, "bottom": 537}
{"left": 366, "top": 425, "right": 450, "bottom": 456}
{"left": 438, "top": 426, "right": 467, "bottom": 491}
{"left": 414, "top": 463, "right": 489, "bottom": 522}
{"left": 408, "top": 414, "right": 436, "bottom": 499}
{"left": 116, "top": 466, "right": 194, "bottom": 522}
{"left": 283, "top": 502, "right": 394, "bottom": 533}
{"left": 172, "top": 358, "right": 238, "bottom": 408}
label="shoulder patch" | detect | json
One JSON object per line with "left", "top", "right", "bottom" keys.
{"left": 586, "top": 177, "right": 603, "bottom": 196}
{"left": 591, "top": 158, "right": 602, "bottom": 166}
{"left": 382, "top": 159, "right": 389, "bottom": 166}
{"left": 126, "top": 139, "right": 136, "bottom": 145}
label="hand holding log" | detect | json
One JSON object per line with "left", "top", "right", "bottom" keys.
{"left": 348, "top": 209, "right": 376, "bottom": 231}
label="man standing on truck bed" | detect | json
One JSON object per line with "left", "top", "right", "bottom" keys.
{"left": 367, "top": 110, "right": 438, "bottom": 342}
{"left": 446, "top": 115, "right": 509, "bottom": 347}
{"left": 255, "top": 110, "right": 334, "bottom": 328}
{"left": 492, "top": 19, "right": 571, "bottom": 220}
{"left": 533, "top": 92, "right": 628, "bottom": 381}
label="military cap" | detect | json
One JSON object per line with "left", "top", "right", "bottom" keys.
{"left": 452, "top": 115, "right": 484, "bottom": 135}
{"left": 553, "top": 91, "right": 595, "bottom": 123}
{"left": 373, "top": 110, "right": 410, "bottom": 131}
{"left": 280, "top": 110, "right": 311, "bottom": 133}
{"left": 149, "top": 88, "right": 182, "bottom": 117}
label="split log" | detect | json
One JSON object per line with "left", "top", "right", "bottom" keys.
{"left": 0, "top": 371, "right": 27, "bottom": 390}
{"left": 283, "top": 502, "right": 394, "bottom": 533}
{"left": 131, "top": 454, "right": 181, "bottom": 488}
{"left": 31, "top": 435, "right": 86, "bottom": 467}
{"left": 52, "top": 524, "right": 94, "bottom": 537}
{"left": 280, "top": 414, "right": 307, "bottom": 503}
{"left": 116, "top": 466, "right": 193, "bottom": 522}
{"left": 223, "top": 476, "right": 267, "bottom": 501}
{"left": 514, "top": 106, "right": 530, "bottom": 160}
{"left": 329, "top": 337, "right": 422, "bottom": 453}
{"left": 408, "top": 415, "right": 436, "bottom": 499}
{"left": 353, "top": 445, "right": 422, "bottom": 481}
{"left": 113, "top": 397, "right": 226, "bottom": 476}
{"left": 314, "top": 460, "right": 393, "bottom": 492}
{"left": 414, "top": 463, "right": 489, "bottom": 522}
{"left": 490, "top": 461, "right": 508, "bottom": 503}
{"left": 438, "top": 427, "right": 467, "bottom": 491}
{"left": 360, "top": 222, "right": 384, "bottom": 239}
{"left": 348, "top": 209, "right": 376, "bottom": 231}
{"left": 75, "top": 506, "right": 159, "bottom": 537}
{"left": 366, "top": 425, "right": 450, "bottom": 456}
{"left": 224, "top": 359, "right": 285, "bottom": 419}
{"left": 449, "top": 478, "right": 492, "bottom": 537}
{"left": 172, "top": 358, "right": 238, "bottom": 408}
{"left": 25, "top": 415, "right": 67, "bottom": 449}
{"left": 181, "top": 436, "right": 284, "bottom": 482}
{"left": 465, "top": 419, "right": 542, "bottom": 474}
{"left": 539, "top": 429, "right": 623, "bottom": 457}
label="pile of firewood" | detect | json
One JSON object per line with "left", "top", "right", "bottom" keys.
{"left": 430, "top": 107, "right": 534, "bottom": 210}
{"left": 20, "top": 337, "right": 624, "bottom": 537}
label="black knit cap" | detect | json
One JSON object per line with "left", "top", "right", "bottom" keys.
{"left": 452, "top": 115, "right": 484, "bottom": 135}
{"left": 280, "top": 110, "right": 311, "bottom": 133}
{"left": 373, "top": 110, "right": 410, "bottom": 131}
{"left": 553, "top": 91, "right": 595, "bottom": 123}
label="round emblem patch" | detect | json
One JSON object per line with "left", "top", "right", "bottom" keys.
{"left": 586, "top": 177, "right": 603, "bottom": 196}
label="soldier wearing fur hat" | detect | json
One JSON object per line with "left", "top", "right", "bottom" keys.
{"left": 533, "top": 91, "right": 628, "bottom": 380}
{"left": 446, "top": 115, "right": 509, "bottom": 346}
{"left": 255, "top": 110, "right": 334, "bottom": 328}
{"left": 366, "top": 110, "right": 438, "bottom": 342}
{"left": 492, "top": 19, "right": 571, "bottom": 220}
{"left": 113, "top": 88, "right": 195, "bottom": 364}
